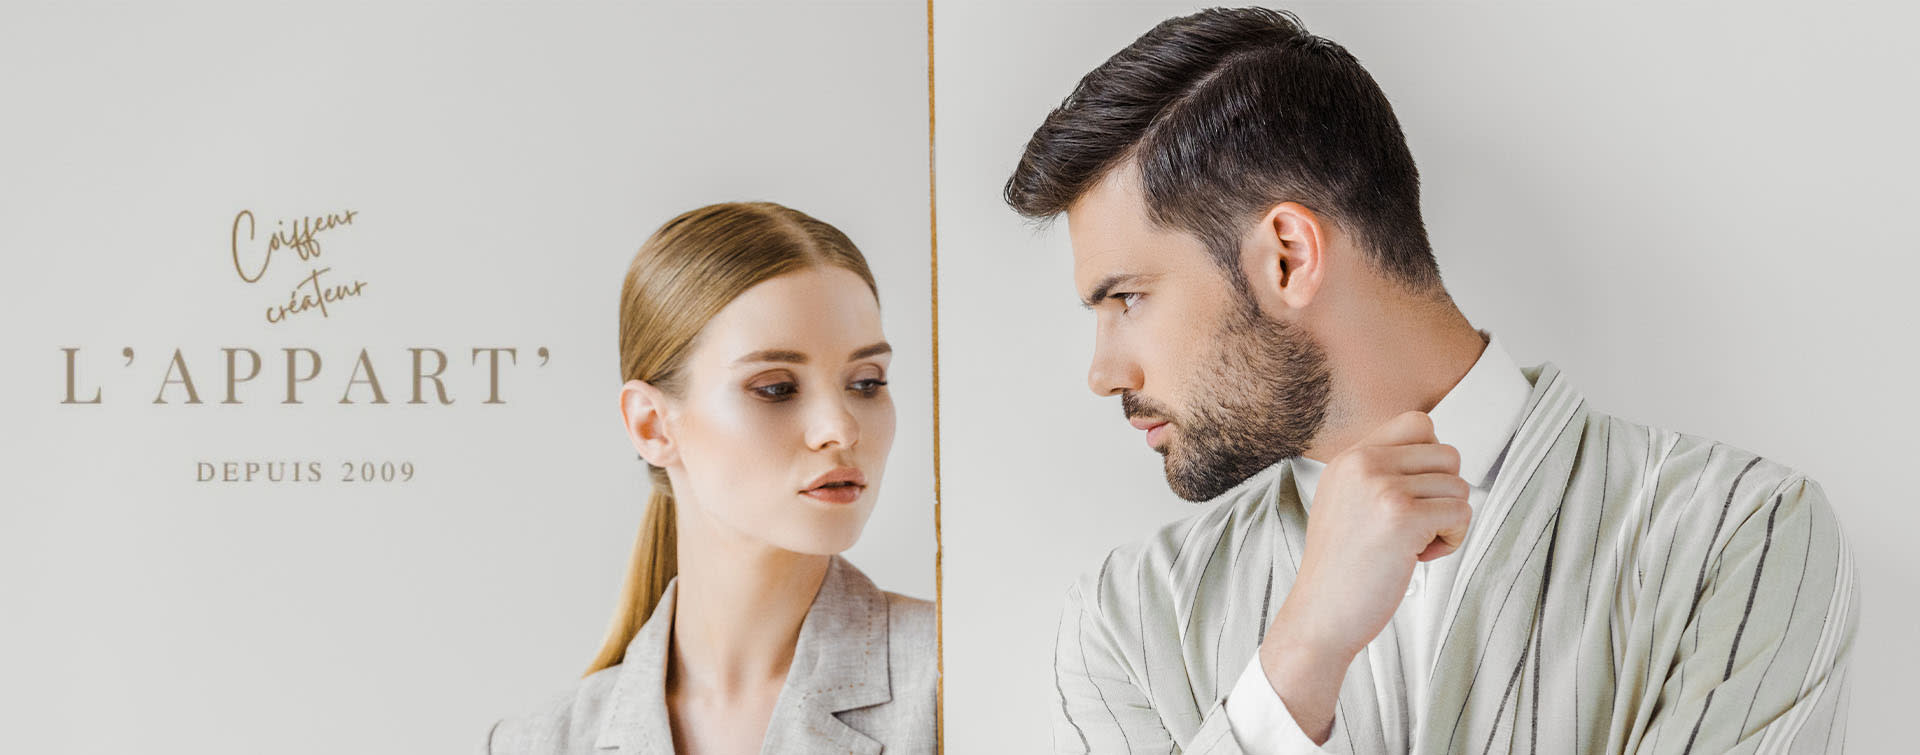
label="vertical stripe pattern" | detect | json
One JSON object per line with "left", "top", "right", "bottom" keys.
{"left": 1048, "top": 361, "right": 1859, "bottom": 754}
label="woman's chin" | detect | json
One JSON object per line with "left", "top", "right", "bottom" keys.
{"left": 768, "top": 517, "right": 871, "bottom": 556}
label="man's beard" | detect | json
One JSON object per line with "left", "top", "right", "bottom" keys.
{"left": 1123, "top": 297, "right": 1333, "bottom": 502}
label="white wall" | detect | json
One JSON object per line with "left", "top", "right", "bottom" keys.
{"left": 936, "top": 1, "right": 1918, "bottom": 751}
{"left": 0, "top": 3, "right": 932, "bottom": 754}
{"left": 9, "top": 2, "right": 1917, "bottom": 752}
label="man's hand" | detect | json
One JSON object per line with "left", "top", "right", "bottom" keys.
{"left": 1256, "top": 410, "right": 1471, "bottom": 744}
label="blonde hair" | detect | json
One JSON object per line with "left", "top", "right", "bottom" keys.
{"left": 584, "top": 201, "right": 879, "bottom": 676}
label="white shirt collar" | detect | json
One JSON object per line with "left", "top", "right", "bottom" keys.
{"left": 1293, "top": 328, "right": 1532, "bottom": 506}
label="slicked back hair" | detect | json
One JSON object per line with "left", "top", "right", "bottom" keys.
{"left": 1004, "top": 7, "right": 1442, "bottom": 296}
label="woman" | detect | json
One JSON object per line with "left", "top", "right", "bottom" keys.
{"left": 483, "top": 201, "right": 937, "bottom": 755}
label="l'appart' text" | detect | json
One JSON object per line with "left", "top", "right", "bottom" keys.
{"left": 59, "top": 346, "right": 551, "bottom": 405}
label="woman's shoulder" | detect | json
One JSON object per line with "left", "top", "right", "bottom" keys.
{"left": 882, "top": 589, "right": 936, "bottom": 661}
{"left": 480, "top": 665, "right": 625, "bottom": 755}
{"left": 837, "top": 586, "right": 938, "bottom": 749}
{"left": 829, "top": 557, "right": 935, "bottom": 656}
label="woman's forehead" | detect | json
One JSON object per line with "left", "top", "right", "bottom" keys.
{"left": 693, "top": 267, "right": 885, "bottom": 366}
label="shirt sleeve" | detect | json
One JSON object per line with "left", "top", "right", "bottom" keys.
{"left": 1053, "top": 578, "right": 1250, "bottom": 754}
{"left": 1634, "top": 474, "right": 1859, "bottom": 753}
{"left": 480, "top": 719, "right": 502, "bottom": 755}
{"left": 1223, "top": 653, "right": 1351, "bottom": 754}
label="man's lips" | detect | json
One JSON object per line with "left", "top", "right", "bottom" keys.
{"left": 1129, "top": 417, "right": 1171, "bottom": 449}
{"left": 801, "top": 467, "right": 867, "bottom": 504}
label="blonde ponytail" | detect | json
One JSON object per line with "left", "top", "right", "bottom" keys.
{"left": 583, "top": 465, "right": 677, "bottom": 675}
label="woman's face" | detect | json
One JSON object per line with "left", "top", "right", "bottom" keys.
{"left": 643, "top": 265, "right": 895, "bottom": 555}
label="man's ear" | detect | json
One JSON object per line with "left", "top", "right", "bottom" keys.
{"left": 1241, "top": 200, "right": 1328, "bottom": 313}
{"left": 620, "top": 379, "right": 678, "bottom": 467}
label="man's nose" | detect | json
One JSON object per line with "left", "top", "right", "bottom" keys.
{"left": 1086, "top": 334, "right": 1142, "bottom": 397}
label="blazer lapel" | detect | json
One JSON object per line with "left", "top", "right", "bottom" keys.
{"left": 758, "top": 556, "right": 889, "bottom": 755}
{"left": 1418, "top": 361, "right": 1590, "bottom": 754}
{"left": 1266, "top": 460, "right": 1392, "bottom": 753}
{"left": 595, "top": 582, "right": 680, "bottom": 755}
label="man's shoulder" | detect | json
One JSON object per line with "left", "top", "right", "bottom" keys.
{"left": 482, "top": 665, "right": 623, "bottom": 755}
{"left": 1584, "top": 410, "right": 1839, "bottom": 543}
{"left": 1063, "top": 463, "right": 1283, "bottom": 619}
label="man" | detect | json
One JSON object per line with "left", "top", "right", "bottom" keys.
{"left": 1003, "top": 7, "right": 1857, "bottom": 754}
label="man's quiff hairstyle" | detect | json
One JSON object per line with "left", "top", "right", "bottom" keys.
{"left": 1004, "top": 6, "right": 1443, "bottom": 294}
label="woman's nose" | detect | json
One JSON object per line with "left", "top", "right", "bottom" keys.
{"left": 805, "top": 395, "right": 861, "bottom": 450}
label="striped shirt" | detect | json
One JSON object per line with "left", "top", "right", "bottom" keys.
{"left": 1052, "top": 358, "right": 1858, "bottom": 754}
{"left": 1223, "top": 329, "right": 1533, "bottom": 752}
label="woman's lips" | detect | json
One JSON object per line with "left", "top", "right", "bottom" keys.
{"left": 800, "top": 467, "right": 867, "bottom": 505}
{"left": 801, "top": 483, "right": 865, "bottom": 505}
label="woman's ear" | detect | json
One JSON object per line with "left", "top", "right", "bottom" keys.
{"left": 620, "top": 379, "right": 678, "bottom": 467}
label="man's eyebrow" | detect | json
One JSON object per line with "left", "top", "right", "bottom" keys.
{"left": 849, "top": 342, "right": 892, "bottom": 361}
{"left": 1080, "top": 273, "right": 1152, "bottom": 309}
{"left": 733, "top": 349, "right": 808, "bottom": 365}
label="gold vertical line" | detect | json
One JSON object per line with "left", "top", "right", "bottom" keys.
{"left": 926, "top": 0, "right": 943, "bottom": 752}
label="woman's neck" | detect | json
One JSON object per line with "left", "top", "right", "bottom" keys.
{"left": 666, "top": 503, "right": 830, "bottom": 700}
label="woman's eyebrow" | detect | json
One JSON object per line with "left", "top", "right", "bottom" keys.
{"left": 733, "top": 349, "right": 808, "bottom": 365}
{"left": 849, "top": 342, "right": 892, "bottom": 361}
{"left": 731, "top": 342, "right": 890, "bottom": 366}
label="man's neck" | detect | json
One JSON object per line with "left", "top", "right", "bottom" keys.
{"left": 1297, "top": 293, "right": 1486, "bottom": 464}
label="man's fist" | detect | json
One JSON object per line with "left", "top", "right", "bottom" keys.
{"left": 1254, "top": 411, "right": 1470, "bottom": 744}
{"left": 1283, "top": 410, "right": 1470, "bottom": 657}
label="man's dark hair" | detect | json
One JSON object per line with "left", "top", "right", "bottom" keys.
{"left": 1004, "top": 7, "right": 1442, "bottom": 294}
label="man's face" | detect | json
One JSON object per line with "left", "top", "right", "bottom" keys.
{"left": 1066, "top": 164, "right": 1334, "bottom": 501}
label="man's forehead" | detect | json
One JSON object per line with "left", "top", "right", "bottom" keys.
{"left": 1065, "top": 162, "right": 1149, "bottom": 237}
{"left": 1065, "top": 163, "right": 1158, "bottom": 281}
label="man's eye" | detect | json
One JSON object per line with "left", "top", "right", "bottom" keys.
{"left": 850, "top": 378, "right": 889, "bottom": 396}
{"left": 1115, "top": 292, "right": 1143, "bottom": 312}
{"left": 751, "top": 382, "right": 799, "bottom": 400}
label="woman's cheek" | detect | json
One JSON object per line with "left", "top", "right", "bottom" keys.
{"left": 699, "top": 389, "right": 782, "bottom": 438}
{"left": 725, "top": 398, "right": 805, "bottom": 475}
{"left": 858, "top": 395, "right": 898, "bottom": 460}
{"left": 683, "top": 393, "right": 788, "bottom": 478}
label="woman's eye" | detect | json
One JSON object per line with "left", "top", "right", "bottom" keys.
{"left": 750, "top": 382, "right": 799, "bottom": 400}
{"left": 850, "top": 378, "right": 889, "bottom": 397}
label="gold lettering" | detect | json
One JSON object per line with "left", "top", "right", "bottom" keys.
{"left": 154, "top": 349, "right": 202, "bottom": 404}
{"left": 411, "top": 347, "right": 452, "bottom": 405}
{"left": 223, "top": 347, "right": 261, "bottom": 404}
{"left": 229, "top": 208, "right": 358, "bottom": 286}
{"left": 340, "top": 348, "right": 388, "bottom": 404}
{"left": 471, "top": 347, "right": 517, "bottom": 404}
{"left": 283, "top": 348, "right": 321, "bottom": 404}
{"left": 61, "top": 347, "right": 102, "bottom": 404}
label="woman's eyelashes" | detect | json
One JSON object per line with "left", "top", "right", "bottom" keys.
{"left": 749, "top": 379, "right": 801, "bottom": 401}
{"left": 745, "top": 371, "right": 889, "bottom": 402}
{"left": 850, "top": 377, "right": 888, "bottom": 397}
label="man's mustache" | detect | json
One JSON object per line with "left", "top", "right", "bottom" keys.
{"left": 1121, "top": 391, "right": 1173, "bottom": 423}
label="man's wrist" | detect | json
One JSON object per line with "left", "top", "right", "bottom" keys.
{"left": 1256, "top": 631, "right": 1353, "bottom": 745}
{"left": 1225, "top": 655, "right": 1343, "bottom": 754}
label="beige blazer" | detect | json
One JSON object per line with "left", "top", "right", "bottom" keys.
{"left": 1052, "top": 360, "right": 1859, "bottom": 753}
{"left": 485, "top": 555, "right": 938, "bottom": 755}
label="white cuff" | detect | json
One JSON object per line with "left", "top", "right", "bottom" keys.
{"left": 1222, "top": 653, "right": 1348, "bottom": 754}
